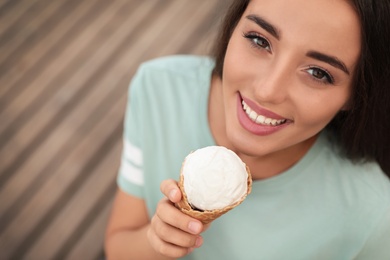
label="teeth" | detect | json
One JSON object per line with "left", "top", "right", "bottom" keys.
{"left": 242, "top": 100, "right": 286, "bottom": 126}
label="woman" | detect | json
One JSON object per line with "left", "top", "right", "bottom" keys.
{"left": 105, "top": 0, "right": 390, "bottom": 259}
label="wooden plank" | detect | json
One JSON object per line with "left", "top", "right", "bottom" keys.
{"left": 0, "top": 0, "right": 16, "bottom": 13}
{"left": 0, "top": 84, "right": 127, "bottom": 259}
{"left": 0, "top": 0, "right": 102, "bottom": 103}
{"left": 0, "top": 0, "right": 141, "bottom": 224}
{"left": 0, "top": 0, "right": 109, "bottom": 130}
{"left": 22, "top": 95, "right": 125, "bottom": 259}
{"left": 0, "top": 0, "right": 70, "bottom": 65}
{"left": 0, "top": 0, "right": 155, "bottom": 220}
{"left": 0, "top": 0, "right": 40, "bottom": 37}
{"left": 0, "top": 0, "right": 127, "bottom": 183}
{"left": 150, "top": 0, "right": 225, "bottom": 56}
{"left": 65, "top": 198, "right": 115, "bottom": 260}
{"left": 54, "top": 143, "right": 120, "bottom": 260}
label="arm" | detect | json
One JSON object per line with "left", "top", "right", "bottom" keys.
{"left": 104, "top": 188, "right": 159, "bottom": 260}
{"left": 105, "top": 180, "right": 207, "bottom": 260}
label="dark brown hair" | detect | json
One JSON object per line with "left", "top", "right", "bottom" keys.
{"left": 212, "top": 0, "right": 390, "bottom": 176}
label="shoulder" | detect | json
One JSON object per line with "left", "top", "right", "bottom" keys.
{"left": 314, "top": 133, "right": 390, "bottom": 253}
{"left": 137, "top": 55, "right": 214, "bottom": 78}
{"left": 347, "top": 161, "right": 390, "bottom": 258}
{"left": 319, "top": 132, "right": 390, "bottom": 205}
{"left": 341, "top": 160, "right": 390, "bottom": 202}
{"left": 129, "top": 55, "right": 214, "bottom": 97}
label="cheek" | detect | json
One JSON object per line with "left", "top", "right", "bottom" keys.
{"left": 223, "top": 37, "right": 253, "bottom": 84}
{"left": 223, "top": 37, "right": 272, "bottom": 91}
{"left": 295, "top": 93, "right": 349, "bottom": 128}
{"left": 223, "top": 49, "right": 240, "bottom": 85}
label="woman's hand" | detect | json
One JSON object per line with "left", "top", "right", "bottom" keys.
{"left": 147, "top": 179, "right": 208, "bottom": 258}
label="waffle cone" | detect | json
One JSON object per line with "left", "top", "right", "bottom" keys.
{"left": 175, "top": 164, "right": 252, "bottom": 224}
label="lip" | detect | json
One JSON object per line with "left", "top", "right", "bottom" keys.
{"left": 241, "top": 95, "right": 285, "bottom": 120}
{"left": 237, "top": 93, "right": 290, "bottom": 136}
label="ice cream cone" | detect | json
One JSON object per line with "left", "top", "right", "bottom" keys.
{"left": 175, "top": 150, "right": 252, "bottom": 224}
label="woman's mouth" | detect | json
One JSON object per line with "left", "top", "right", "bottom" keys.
{"left": 237, "top": 94, "right": 290, "bottom": 136}
{"left": 242, "top": 100, "right": 286, "bottom": 126}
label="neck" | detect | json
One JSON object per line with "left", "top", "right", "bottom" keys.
{"left": 238, "top": 135, "right": 317, "bottom": 180}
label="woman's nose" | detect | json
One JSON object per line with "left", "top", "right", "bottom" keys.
{"left": 253, "top": 61, "right": 292, "bottom": 104}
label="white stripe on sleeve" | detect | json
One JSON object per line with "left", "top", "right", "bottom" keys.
{"left": 124, "top": 139, "right": 143, "bottom": 166}
{"left": 121, "top": 162, "right": 144, "bottom": 186}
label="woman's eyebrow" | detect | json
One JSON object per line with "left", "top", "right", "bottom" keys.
{"left": 246, "top": 14, "right": 350, "bottom": 75}
{"left": 246, "top": 14, "right": 280, "bottom": 40}
{"left": 307, "top": 51, "right": 350, "bottom": 75}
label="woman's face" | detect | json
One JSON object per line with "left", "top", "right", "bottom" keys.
{"left": 221, "top": 0, "right": 361, "bottom": 159}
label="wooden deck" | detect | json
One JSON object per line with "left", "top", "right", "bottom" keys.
{"left": 0, "top": 0, "right": 229, "bottom": 259}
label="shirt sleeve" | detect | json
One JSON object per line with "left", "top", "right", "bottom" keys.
{"left": 355, "top": 206, "right": 390, "bottom": 260}
{"left": 117, "top": 66, "right": 146, "bottom": 198}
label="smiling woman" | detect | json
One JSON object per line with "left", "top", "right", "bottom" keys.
{"left": 105, "top": 0, "right": 390, "bottom": 259}
{"left": 216, "top": 0, "right": 361, "bottom": 176}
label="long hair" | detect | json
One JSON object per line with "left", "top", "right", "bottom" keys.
{"left": 211, "top": 0, "right": 390, "bottom": 176}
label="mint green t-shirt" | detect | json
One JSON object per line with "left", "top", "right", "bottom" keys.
{"left": 118, "top": 55, "right": 390, "bottom": 260}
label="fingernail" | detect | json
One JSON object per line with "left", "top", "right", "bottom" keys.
{"left": 195, "top": 236, "right": 203, "bottom": 247}
{"left": 169, "top": 189, "right": 177, "bottom": 200}
{"left": 188, "top": 221, "right": 202, "bottom": 234}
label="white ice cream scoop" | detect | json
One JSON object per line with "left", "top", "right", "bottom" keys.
{"left": 181, "top": 146, "right": 249, "bottom": 211}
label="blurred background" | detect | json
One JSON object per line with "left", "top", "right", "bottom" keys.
{"left": 0, "top": 0, "right": 230, "bottom": 259}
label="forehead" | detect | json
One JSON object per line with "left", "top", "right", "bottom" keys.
{"left": 244, "top": 0, "right": 358, "bottom": 27}
{"left": 241, "top": 0, "right": 361, "bottom": 66}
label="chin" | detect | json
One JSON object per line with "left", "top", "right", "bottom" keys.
{"left": 225, "top": 129, "right": 263, "bottom": 156}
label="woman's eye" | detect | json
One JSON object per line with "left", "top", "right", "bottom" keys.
{"left": 253, "top": 37, "right": 270, "bottom": 50}
{"left": 243, "top": 33, "right": 271, "bottom": 51}
{"left": 307, "top": 67, "right": 334, "bottom": 84}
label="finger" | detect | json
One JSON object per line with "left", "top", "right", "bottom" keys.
{"left": 160, "top": 179, "right": 181, "bottom": 203}
{"left": 156, "top": 198, "right": 204, "bottom": 235}
{"left": 152, "top": 214, "right": 203, "bottom": 248}
{"left": 202, "top": 222, "right": 211, "bottom": 232}
{"left": 147, "top": 224, "right": 190, "bottom": 259}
